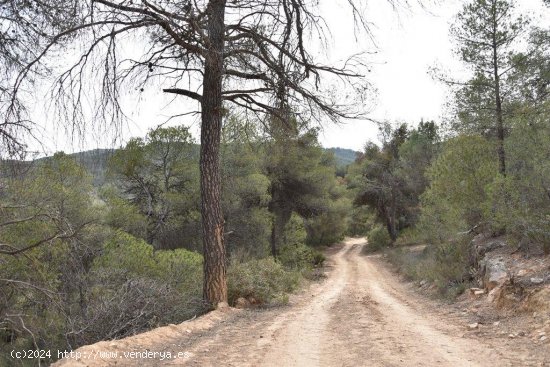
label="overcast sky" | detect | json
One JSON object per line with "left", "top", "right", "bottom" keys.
{"left": 319, "top": 0, "right": 548, "bottom": 151}
{"left": 35, "top": 0, "right": 549, "bottom": 155}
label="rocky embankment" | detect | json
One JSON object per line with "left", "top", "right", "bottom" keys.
{"left": 456, "top": 234, "right": 550, "bottom": 346}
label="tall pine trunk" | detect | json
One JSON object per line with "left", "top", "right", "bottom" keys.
{"left": 200, "top": 0, "right": 227, "bottom": 305}
{"left": 494, "top": 62, "right": 506, "bottom": 177}
{"left": 492, "top": 4, "right": 506, "bottom": 176}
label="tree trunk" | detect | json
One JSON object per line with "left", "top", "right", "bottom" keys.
{"left": 492, "top": 6, "right": 506, "bottom": 176}
{"left": 269, "top": 186, "right": 292, "bottom": 257}
{"left": 385, "top": 214, "right": 398, "bottom": 242}
{"left": 383, "top": 196, "right": 398, "bottom": 242}
{"left": 270, "top": 207, "right": 292, "bottom": 258}
{"left": 200, "top": 0, "right": 227, "bottom": 305}
{"left": 495, "top": 81, "right": 506, "bottom": 176}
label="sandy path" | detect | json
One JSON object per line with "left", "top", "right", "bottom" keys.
{"left": 262, "top": 239, "right": 502, "bottom": 367}
{"left": 54, "top": 238, "right": 545, "bottom": 367}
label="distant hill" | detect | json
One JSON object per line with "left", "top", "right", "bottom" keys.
{"left": 325, "top": 147, "right": 359, "bottom": 167}
{"left": 2, "top": 146, "right": 360, "bottom": 188}
{"left": 0, "top": 149, "right": 115, "bottom": 187}
{"left": 68, "top": 149, "right": 116, "bottom": 187}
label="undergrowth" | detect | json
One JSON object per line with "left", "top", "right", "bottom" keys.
{"left": 227, "top": 242, "right": 326, "bottom": 306}
{"left": 384, "top": 237, "right": 473, "bottom": 299}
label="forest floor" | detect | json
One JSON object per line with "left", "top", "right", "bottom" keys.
{"left": 54, "top": 238, "right": 549, "bottom": 367}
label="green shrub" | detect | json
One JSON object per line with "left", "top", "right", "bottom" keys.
{"left": 95, "top": 231, "right": 203, "bottom": 279}
{"left": 227, "top": 257, "right": 300, "bottom": 305}
{"left": 386, "top": 237, "right": 472, "bottom": 299}
{"left": 365, "top": 225, "right": 392, "bottom": 253}
{"left": 87, "top": 231, "right": 205, "bottom": 340}
{"left": 283, "top": 213, "right": 308, "bottom": 246}
{"left": 278, "top": 242, "right": 325, "bottom": 270}
{"left": 312, "top": 251, "right": 326, "bottom": 266}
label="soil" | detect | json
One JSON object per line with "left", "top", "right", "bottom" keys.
{"left": 53, "top": 238, "right": 550, "bottom": 367}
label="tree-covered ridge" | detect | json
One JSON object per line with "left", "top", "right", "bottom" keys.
{"left": 6, "top": 146, "right": 356, "bottom": 189}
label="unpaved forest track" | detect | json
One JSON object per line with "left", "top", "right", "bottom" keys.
{"left": 55, "top": 238, "right": 548, "bottom": 367}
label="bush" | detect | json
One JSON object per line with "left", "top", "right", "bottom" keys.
{"left": 347, "top": 206, "right": 375, "bottom": 236}
{"left": 278, "top": 242, "right": 325, "bottom": 271}
{"left": 86, "top": 231, "right": 205, "bottom": 342}
{"left": 365, "top": 225, "right": 392, "bottom": 253}
{"left": 227, "top": 257, "right": 300, "bottom": 306}
{"left": 386, "top": 237, "right": 472, "bottom": 299}
{"left": 95, "top": 231, "right": 203, "bottom": 281}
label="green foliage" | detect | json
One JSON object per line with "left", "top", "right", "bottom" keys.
{"left": 349, "top": 121, "right": 439, "bottom": 241}
{"left": 484, "top": 110, "right": 550, "bottom": 253}
{"left": 347, "top": 206, "right": 375, "bottom": 236}
{"left": 95, "top": 231, "right": 202, "bottom": 294}
{"left": 266, "top": 124, "right": 346, "bottom": 253}
{"left": 0, "top": 153, "right": 104, "bottom": 356}
{"left": 386, "top": 239, "right": 472, "bottom": 299}
{"left": 100, "top": 186, "right": 147, "bottom": 238}
{"left": 221, "top": 123, "right": 272, "bottom": 257}
{"left": 283, "top": 213, "right": 308, "bottom": 246}
{"left": 365, "top": 225, "right": 392, "bottom": 253}
{"left": 449, "top": 0, "right": 530, "bottom": 135}
{"left": 278, "top": 242, "right": 325, "bottom": 271}
{"left": 305, "top": 179, "right": 351, "bottom": 246}
{"left": 227, "top": 257, "right": 300, "bottom": 306}
{"left": 88, "top": 231, "right": 204, "bottom": 340}
{"left": 0, "top": 118, "right": 349, "bottom": 360}
{"left": 108, "top": 125, "right": 201, "bottom": 250}
{"left": 418, "top": 135, "right": 497, "bottom": 243}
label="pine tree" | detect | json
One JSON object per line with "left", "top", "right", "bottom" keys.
{"left": 450, "top": 0, "right": 529, "bottom": 175}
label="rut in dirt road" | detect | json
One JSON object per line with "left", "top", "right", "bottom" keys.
{"left": 54, "top": 238, "right": 543, "bottom": 367}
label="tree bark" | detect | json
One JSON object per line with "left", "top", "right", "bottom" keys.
{"left": 492, "top": 3, "right": 506, "bottom": 176}
{"left": 270, "top": 205, "right": 292, "bottom": 258}
{"left": 384, "top": 211, "right": 398, "bottom": 242}
{"left": 494, "top": 71, "right": 506, "bottom": 176}
{"left": 200, "top": 0, "right": 227, "bottom": 305}
{"left": 381, "top": 195, "right": 398, "bottom": 243}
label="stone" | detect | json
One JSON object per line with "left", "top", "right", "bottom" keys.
{"left": 481, "top": 257, "right": 509, "bottom": 291}
{"left": 472, "top": 237, "right": 506, "bottom": 261}
{"left": 488, "top": 285, "right": 503, "bottom": 303}
{"left": 530, "top": 277, "right": 544, "bottom": 285}
{"left": 468, "top": 323, "right": 479, "bottom": 330}
{"left": 517, "top": 269, "right": 529, "bottom": 277}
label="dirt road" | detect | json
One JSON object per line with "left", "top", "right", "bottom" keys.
{"left": 55, "top": 238, "right": 547, "bottom": 366}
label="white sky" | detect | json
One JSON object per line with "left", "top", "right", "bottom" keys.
{"left": 32, "top": 0, "right": 549, "bottom": 155}
{"left": 319, "top": 0, "right": 548, "bottom": 150}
